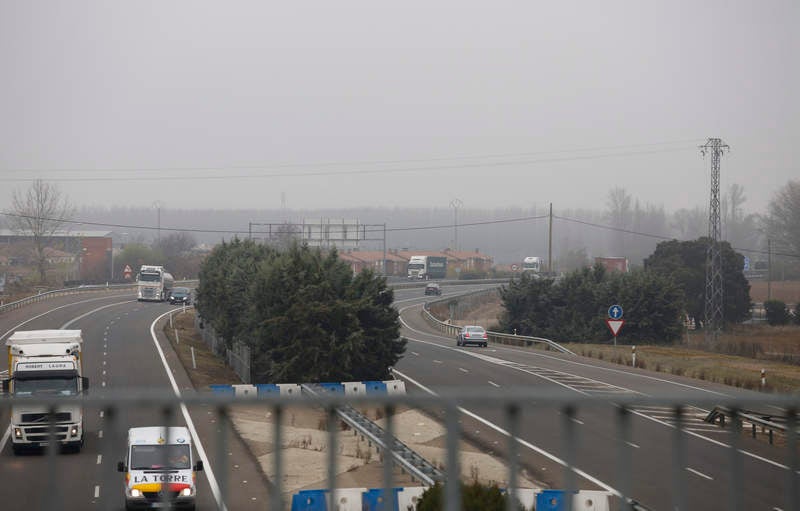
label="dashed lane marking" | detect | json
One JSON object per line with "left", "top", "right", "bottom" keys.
{"left": 686, "top": 467, "right": 714, "bottom": 481}
{"left": 488, "top": 381, "right": 500, "bottom": 388}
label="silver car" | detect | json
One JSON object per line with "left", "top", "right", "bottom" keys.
{"left": 456, "top": 325, "right": 488, "bottom": 347}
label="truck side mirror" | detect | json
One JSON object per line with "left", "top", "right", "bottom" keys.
{"left": 117, "top": 461, "right": 126, "bottom": 472}
{"left": 1, "top": 379, "right": 8, "bottom": 394}
{"left": 81, "top": 376, "right": 90, "bottom": 391}
{"left": 193, "top": 460, "right": 204, "bottom": 472}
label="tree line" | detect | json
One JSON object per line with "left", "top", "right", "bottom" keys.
{"left": 195, "top": 239, "right": 405, "bottom": 383}
{"left": 499, "top": 237, "right": 752, "bottom": 343}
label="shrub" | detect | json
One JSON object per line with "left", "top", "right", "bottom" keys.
{"left": 764, "top": 299, "right": 791, "bottom": 326}
{"left": 416, "top": 482, "right": 522, "bottom": 511}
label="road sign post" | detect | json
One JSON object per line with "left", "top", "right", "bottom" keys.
{"left": 607, "top": 304, "right": 624, "bottom": 346}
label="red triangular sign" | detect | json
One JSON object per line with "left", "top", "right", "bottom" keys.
{"left": 606, "top": 319, "right": 625, "bottom": 336}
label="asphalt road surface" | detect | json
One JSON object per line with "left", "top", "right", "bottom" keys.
{"left": 0, "top": 290, "right": 269, "bottom": 511}
{"left": 394, "top": 289, "right": 799, "bottom": 510}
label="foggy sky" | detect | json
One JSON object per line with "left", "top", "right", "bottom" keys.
{"left": 1, "top": 1, "right": 797, "bottom": 218}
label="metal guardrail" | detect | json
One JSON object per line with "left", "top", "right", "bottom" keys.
{"left": 1, "top": 390, "right": 799, "bottom": 510}
{"left": 302, "top": 384, "right": 444, "bottom": 486}
{"left": 705, "top": 405, "right": 793, "bottom": 445}
{"left": 0, "top": 280, "right": 199, "bottom": 316}
{"left": 0, "top": 283, "right": 136, "bottom": 314}
{"left": 421, "top": 289, "right": 575, "bottom": 355}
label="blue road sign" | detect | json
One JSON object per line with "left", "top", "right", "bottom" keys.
{"left": 608, "top": 304, "right": 623, "bottom": 319}
{"left": 743, "top": 256, "right": 751, "bottom": 271}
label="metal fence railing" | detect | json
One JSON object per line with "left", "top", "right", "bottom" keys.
{"left": 194, "top": 314, "right": 251, "bottom": 383}
{"left": 1, "top": 389, "right": 799, "bottom": 510}
{"left": 0, "top": 283, "right": 137, "bottom": 315}
{"left": 422, "top": 291, "right": 574, "bottom": 355}
{"left": 0, "top": 280, "right": 200, "bottom": 316}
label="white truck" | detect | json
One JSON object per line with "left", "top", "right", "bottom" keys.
{"left": 137, "top": 265, "right": 174, "bottom": 302}
{"left": 2, "top": 330, "right": 88, "bottom": 454}
{"left": 521, "top": 256, "right": 542, "bottom": 276}
{"left": 407, "top": 255, "right": 447, "bottom": 280}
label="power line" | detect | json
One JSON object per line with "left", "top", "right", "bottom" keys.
{"left": 3, "top": 209, "right": 795, "bottom": 260}
{"left": 0, "top": 146, "right": 699, "bottom": 183}
{"left": 1, "top": 139, "right": 704, "bottom": 174}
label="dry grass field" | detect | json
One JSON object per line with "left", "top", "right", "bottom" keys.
{"left": 749, "top": 280, "right": 800, "bottom": 304}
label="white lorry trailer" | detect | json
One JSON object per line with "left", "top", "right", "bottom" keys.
{"left": 2, "top": 330, "right": 88, "bottom": 454}
{"left": 137, "top": 265, "right": 174, "bottom": 302}
{"left": 521, "top": 256, "right": 542, "bottom": 276}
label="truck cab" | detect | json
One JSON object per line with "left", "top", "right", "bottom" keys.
{"left": 118, "top": 426, "right": 203, "bottom": 510}
{"left": 3, "top": 330, "right": 88, "bottom": 454}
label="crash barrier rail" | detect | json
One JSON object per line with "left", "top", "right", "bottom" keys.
{"left": 302, "top": 383, "right": 444, "bottom": 486}
{"left": 389, "top": 278, "right": 510, "bottom": 291}
{"left": 422, "top": 291, "right": 575, "bottom": 355}
{"left": 0, "top": 279, "right": 199, "bottom": 315}
{"left": 0, "top": 283, "right": 136, "bottom": 314}
{"left": 705, "top": 405, "right": 795, "bottom": 445}
{"left": 4, "top": 390, "right": 800, "bottom": 510}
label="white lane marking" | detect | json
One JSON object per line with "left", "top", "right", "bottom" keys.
{"left": 99, "top": 411, "right": 104, "bottom": 418}
{"left": 102, "top": 382, "right": 106, "bottom": 387}
{"left": 61, "top": 300, "right": 137, "bottom": 329}
{"left": 433, "top": 360, "right": 443, "bottom": 364}
{"left": 94, "top": 485, "right": 100, "bottom": 498}
{"left": 626, "top": 441, "right": 640, "bottom": 449}
{"left": 0, "top": 425, "right": 10, "bottom": 454}
{"left": 459, "top": 367, "right": 469, "bottom": 373}
{"left": 97, "top": 454, "right": 102, "bottom": 465}
{"left": 571, "top": 417, "right": 585, "bottom": 425}
{"left": 99, "top": 430, "right": 104, "bottom": 439}
{"left": 628, "top": 409, "right": 793, "bottom": 471}
{"left": 411, "top": 351, "right": 420, "bottom": 356}
{"left": 102, "top": 370, "right": 106, "bottom": 376}
{"left": 149, "top": 310, "right": 228, "bottom": 511}
{"left": 392, "top": 368, "right": 620, "bottom": 497}
{"left": 686, "top": 467, "right": 714, "bottom": 480}
{"left": 488, "top": 381, "right": 500, "bottom": 388}
{"left": 0, "top": 294, "right": 135, "bottom": 341}
{"left": 399, "top": 312, "right": 794, "bottom": 473}
{"left": 398, "top": 303, "right": 730, "bottom": 397}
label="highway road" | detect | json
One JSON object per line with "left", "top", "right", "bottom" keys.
{"left": 0, "top": 290, "right": 269, "bottom": 510}
{"left": 2, "top": 282, "right": 797, "bottom": 510}
{"left": 393, "top": 287, "right": 799, "bottom": 511}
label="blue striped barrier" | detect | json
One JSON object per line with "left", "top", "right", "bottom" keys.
{"left": 364, "top": 381, "right": 388, "bottom": 394}
{"left": 209, "top": 380, "right": 407, "bottom": 396}
{"left": 290, "top": 487, "right": 426, "bottom": 511}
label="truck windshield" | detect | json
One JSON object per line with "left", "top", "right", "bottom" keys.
{"left": 14, "top": 377, "right": 78, "bottom": 396}
{"left": 138, "top": 273, "right": 161, "bottom": 282}
{"left": 408, "top": 263, "right": 424, "bottom": 270}
{"left": 131, "top": 444, "right": 191, "bottom": 470}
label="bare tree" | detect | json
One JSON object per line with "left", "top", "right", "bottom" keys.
{"left": 765, "top": 180, "right": 800, "bottom": 254}
{"left": 7, "top": 180, "right": 75, "bottom": 283}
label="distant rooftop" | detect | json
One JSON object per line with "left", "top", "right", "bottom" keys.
{"left": 0, "top": 229, "right": 112, "bottom": 238}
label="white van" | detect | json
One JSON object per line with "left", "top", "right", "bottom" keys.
{"left": 117, "top": 426, "right": 203, "bottom": 510}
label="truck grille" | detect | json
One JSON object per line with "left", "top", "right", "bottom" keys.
{"left": 143, "top": 491, "right": 179, "bottom": 502}
{"left": 21, "top": 412, "right": 71, "bottom": 423}
{"left": 24, "top": 425, "right": 70, "bottom": 441}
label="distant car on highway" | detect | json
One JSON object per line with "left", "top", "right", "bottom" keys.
{"left": 456, "top": 325, "right": 488, "bottom": 347}
{"left": 424, "top": 283, "right": 442, "bottom": 296}
{"left": 169, "top": 287, "right": 192, "bottom": 305}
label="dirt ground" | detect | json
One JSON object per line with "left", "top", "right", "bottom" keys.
{"left": 164, "top": 310, "right": 541, "bottom": 508}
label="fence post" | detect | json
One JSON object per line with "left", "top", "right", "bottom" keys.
{"left": 191, "top": 347, "right": 197, "bottom": 369}
{"left": 761, "top": 368, "right": 766, "bottom": 389}
{"left": 632, "top": 346, "right": 636, "bottom": 368}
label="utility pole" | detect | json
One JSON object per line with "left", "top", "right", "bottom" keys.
{"left": 767, "top": 238, "right": 772, "bottom": 301}
{"left": 548, "top": 203, "right": 553, "bottom": 274}
{"left": 700, "top": 138, "right": 729, "bottom": 345}
{"left": 382, "top": 223, "right": 387, "bottom": 276}
{"left": 450, "top": 198, "right": 462, "bottom": 251}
